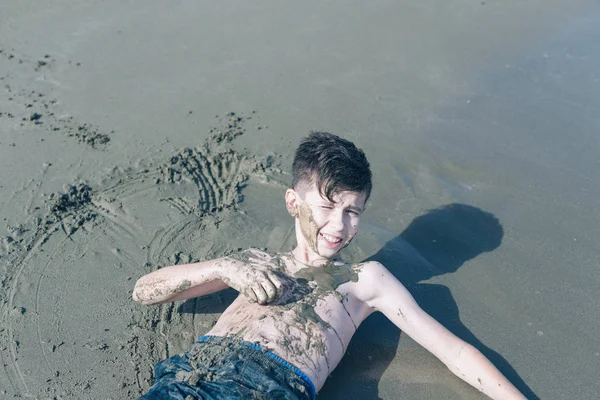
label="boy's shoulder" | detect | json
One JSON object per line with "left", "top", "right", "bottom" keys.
{"left": 348, "top": 259, "right": 389, "bottom": 276}
{"left": 343, "top": 260, "right": 404, "bottom": 302}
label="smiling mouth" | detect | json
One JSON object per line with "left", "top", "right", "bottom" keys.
{"left": 319, "top": 232, "right": 343, "bottom": 246}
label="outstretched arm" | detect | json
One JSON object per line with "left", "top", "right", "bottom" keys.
{"left": 133, "top": 250, "right": 283, "bottom": 305}
{"left": 132, "top": 258, "right": 230, "bottom": 305}
{"left": 360, "top": 262, "right": 526, "bottom": 400}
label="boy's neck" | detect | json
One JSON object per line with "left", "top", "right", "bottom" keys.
{"left": 290, "top": 247, "right": 341, "bottom": 267}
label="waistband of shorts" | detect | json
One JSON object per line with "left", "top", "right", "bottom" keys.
{"left": 197, "top": 335, "right": 317, "bottom": 399}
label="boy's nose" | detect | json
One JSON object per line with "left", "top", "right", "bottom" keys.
{"left": 329, "top": 211, "right": 345, "bottom": 231}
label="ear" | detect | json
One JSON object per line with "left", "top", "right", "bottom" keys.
{"left": 285, "top": 188, "right": 300, "bottom": 217}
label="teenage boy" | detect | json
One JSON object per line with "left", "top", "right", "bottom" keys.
{"left": 133, "top": 132, "right": 526, "bottom": 399}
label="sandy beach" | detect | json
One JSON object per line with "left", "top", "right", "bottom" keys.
{"left": 1, "top": 1, "right": 599, "bottom": 399}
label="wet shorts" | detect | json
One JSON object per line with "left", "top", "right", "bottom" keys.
{"left": 138, "top": 335, "right": 316, "bottom": 400}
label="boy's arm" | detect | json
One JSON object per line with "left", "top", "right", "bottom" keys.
{"left": 360, "top": 262, "right": 526, "bottom": 400}
{"left": 133, "top": 255, "right": 282, "bottom": 305}
{"left": 132, "top": 258, "right": 230, "bottom": 305}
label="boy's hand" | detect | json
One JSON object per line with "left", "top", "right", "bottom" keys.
{"left": 220, "top": 252, "right": 283, "bottom": 305}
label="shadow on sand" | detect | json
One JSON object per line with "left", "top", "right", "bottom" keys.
{"left": 319, "top": 203, "right": 538, "bottom": 400}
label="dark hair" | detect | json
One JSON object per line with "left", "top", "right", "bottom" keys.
{"left": 292, "top": 131, "right": 372, "bottom": 202}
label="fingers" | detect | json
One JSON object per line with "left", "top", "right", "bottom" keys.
{"left": 252, "top": 284, "right": 269, "bottom": 305}
{"left": 230, "top": 253, "right": 285, "bottom": 305}
{"left": 241, "top": 275, "right": 274, "bottom": 305}
{"left": 244, "top": 288, "right": 258, "bottom": 303}
{"left": 266, "top": 271, "right": 283, "bottom": 299}
{"left": 261, "top": 279, "right": 277, "bottom": 304}
{"left": 252, "top": 273, "right": 283, "bottom": 305}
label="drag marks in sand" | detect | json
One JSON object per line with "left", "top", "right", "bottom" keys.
{"left": 0, "top": 114, "right": 282, "bottom": 398}
{"left": 0, "top": 43, "right": 112, "bottom": 149}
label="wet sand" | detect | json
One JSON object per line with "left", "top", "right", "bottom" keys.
{"left": 1, "top": 1, "right": 599, "bottom": 399}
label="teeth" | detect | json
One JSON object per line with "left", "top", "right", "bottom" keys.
{"left": 320, "top": 233, "right": 342, "bottom": 243}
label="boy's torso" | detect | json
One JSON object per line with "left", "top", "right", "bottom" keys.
{"left": 205, "top": 250, "right": 375, "bottom": 391}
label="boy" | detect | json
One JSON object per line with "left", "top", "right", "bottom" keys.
{"left": 133, "top": 132, "right": 526, "bottom": 399}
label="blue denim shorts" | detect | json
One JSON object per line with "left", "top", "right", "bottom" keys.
{"left": 138, "top": 335, "right": 316, "bottom": 400}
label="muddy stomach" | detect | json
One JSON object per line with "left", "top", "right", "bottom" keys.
{"left": 205, "top": 293, "right": 353, "bottom": 390}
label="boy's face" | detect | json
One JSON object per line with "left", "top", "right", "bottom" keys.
{"left": 285, "top": 182, "right": 367, "bottom": 261}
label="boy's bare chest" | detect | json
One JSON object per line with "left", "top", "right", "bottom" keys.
{"left": 210, "top": 254, "right": 372, "bottom": 358}
{"left": 216, "top": 278, "right": 365, "bottom": 345}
